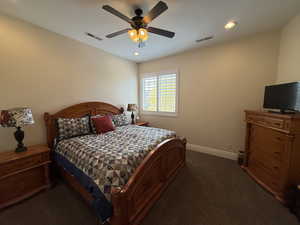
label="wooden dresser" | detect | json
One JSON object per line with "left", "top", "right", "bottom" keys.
{"left": 243, "top": 110, "right": 300, "bottom": 202}
{"left": 0, "top": 145, "right": 51, "bottom": 209}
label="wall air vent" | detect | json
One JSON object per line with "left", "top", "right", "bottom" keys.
{"left": 85, "top": 32, "right": 103, "bottom": 41}
{"left": 196, "top": 36, "right": 214, "bottom": 43}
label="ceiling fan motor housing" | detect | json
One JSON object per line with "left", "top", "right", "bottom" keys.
{"left": 132, "top": 9, "right": 147, "bottom": 30}
{"left": 135, "top": 8, "right": 143, "bottom": 16}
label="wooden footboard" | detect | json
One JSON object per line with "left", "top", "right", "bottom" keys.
{"left": 110, "top": 137, "right": 186, "bottom": 225}
{"left": 56, "top": 137, "right": 186, "bottom": 225}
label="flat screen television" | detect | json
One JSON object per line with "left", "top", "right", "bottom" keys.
{"left": 263, "top": 82, "right": 300, "bottom": 113}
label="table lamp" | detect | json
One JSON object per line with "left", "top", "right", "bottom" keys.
{"left": 0, "top": 108, "right": 34, "bottom": 152}
{"left": 127, "top": 104, "right": 138, "bottom": 124}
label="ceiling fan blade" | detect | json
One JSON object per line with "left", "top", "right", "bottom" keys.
{"left": 103, "top": 5, "right": 133, "bottom": 25}
{"left": 148, "top": 27, "right": 175, "bottom": 38}
{"left": 142, "top": 1, "right": 168, "bottom": 24}
{"left": 106, "top": 28, "right": 131, "bottom": 38}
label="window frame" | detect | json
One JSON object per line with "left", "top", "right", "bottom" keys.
{"left": 139, "top": 69, "right": 179, "bottom": 117}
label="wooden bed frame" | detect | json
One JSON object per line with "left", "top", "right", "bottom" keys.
{"left": 44, "top": 102, "right": 186, "bottom": 225}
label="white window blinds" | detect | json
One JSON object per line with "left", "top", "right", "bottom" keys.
{"left": 158, "top": 74, "right": 176, "bottom": 112}
{"left": 141, "top": 71, "right": 178, "bottom": 115}
{"left": 143, "top": 76, "right": 157, "bottom": 112}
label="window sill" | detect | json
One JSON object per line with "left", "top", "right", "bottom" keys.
{"left": 140, "top": 111, "right": 178, "bottom": 117}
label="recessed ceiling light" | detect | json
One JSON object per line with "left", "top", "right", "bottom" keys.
{"left": 134, "top": 52, "right": 139, "bottom": 56}
{"left": 225, "top": 21, "right": 237, "bottom": 30}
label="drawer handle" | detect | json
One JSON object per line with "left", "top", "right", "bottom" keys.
{"left": 274, "top": 123, "right": 281, "bottom": 126}
{"left": 276, "top": 137, "right": 282, "bottom": 141}
{"left": 274, "top": 151, "right": 281, "bottom": 155}
{"left": 273, "top": 166, "right": 279, "bottom": 170}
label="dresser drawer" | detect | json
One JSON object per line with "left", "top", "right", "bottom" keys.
{"left": 247, "top": 115, "right": 267, "bottom": 126}
{"left": 249, "top": 151, "right": 282, "bottom": 177}
{"left": 250, "top": 143, "right": 285, "bottom": 163}
{"left": 249, "top": 125, "right": 288, "bottom": 162}
{"left": 0, "top": 166, "right": 46, "bottom": 205}
{"left": 249, "top": 159, "right": 283, "bottom": 192}
{"left": 265, "top": 117, "right": 285, "bottom": 130}
{"left": 247, "top": 114, "right": 287, "bottom": 131}
{"left": 0, "top": 153, "right": 49, "bottom": 178}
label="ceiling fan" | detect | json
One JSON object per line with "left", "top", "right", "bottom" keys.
{"left": 102, "top": 1, "right": 175, "bottom": 47}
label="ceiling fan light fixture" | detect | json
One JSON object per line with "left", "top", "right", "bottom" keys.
{"left": 128, "top": 29, "right": 139, "bottom": 42}
{"left": 225, "top": 21, "right": 237, "bottom": 30}
{"left": 138, "top": 28, "right": 148, "bottom": 42}
{"left": 128, "top": 29, "right": 137, "bottom": 37}
{"left": 128, "top": 28, "right": 148, "bottom": 43}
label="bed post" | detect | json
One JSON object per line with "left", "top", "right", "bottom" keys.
{"left": 44, "top": 112, "right": 53, "bottom": 148}
{"left": 181, "top": 137, "right": 187, "bottom": 163}
{"left": 110, "top": 188, "right": 128, "bottom": 225}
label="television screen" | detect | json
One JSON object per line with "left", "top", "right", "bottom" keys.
{"left": 263, "top": 82, "right": 300, "bottom": 112}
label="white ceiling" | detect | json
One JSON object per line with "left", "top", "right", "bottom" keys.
{"left": 1, "top": 0, "right": 300, "bottom": 62}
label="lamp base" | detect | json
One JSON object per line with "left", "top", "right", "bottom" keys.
{"left": 14, "top": 127, "right": 27, "bottom": 153}
{"left": 131, "top": 111, "right": 135, "bottom": 124}
{"left": 15, "top": 146, "right": 27, "bottom": 153}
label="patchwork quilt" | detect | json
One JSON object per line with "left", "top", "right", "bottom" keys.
{"left": 55, "top": 125, "right": 176, "bottom": 201}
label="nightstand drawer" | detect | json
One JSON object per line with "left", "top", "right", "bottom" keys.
{"left": 0, "top": 167, "right": 46, "bottom": 205}
{"left": 0, "top": 153, "right": 49, "bottom": 178}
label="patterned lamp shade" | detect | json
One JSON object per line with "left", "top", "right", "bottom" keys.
{"left": 0, "top": 108, "right": 34, "bottom": 128}
{"left": 127, "top": 104, "right": 138, "bottom": 112}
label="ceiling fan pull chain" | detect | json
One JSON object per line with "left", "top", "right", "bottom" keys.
{"left": 138, "top": 40, "right": 146, "bottom": 48}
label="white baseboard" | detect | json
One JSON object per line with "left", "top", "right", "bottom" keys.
{"left": 187, "top": 143, "right": 238, "bottom": 161}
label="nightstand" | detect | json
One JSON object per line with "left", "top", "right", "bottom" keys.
{"left": 0, "top": 145, "right": 51, "bottom": 209}
{"left": 135, "top": 121, "right": 149, "bottom": 127}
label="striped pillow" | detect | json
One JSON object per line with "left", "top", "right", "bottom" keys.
{"left": 111, "top": 113, "right": 130, "bottom": 127}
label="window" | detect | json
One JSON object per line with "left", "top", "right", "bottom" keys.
{"left": 140, "top": 70, "right": 178, "bottom": 116}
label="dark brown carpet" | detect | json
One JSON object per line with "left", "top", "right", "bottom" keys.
{"left": 0, "top": 151, "right": 298, "bottom": 225}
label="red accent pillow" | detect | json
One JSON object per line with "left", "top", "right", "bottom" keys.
{"left": 92, "top": 115, "right": 115, "bottom": 134}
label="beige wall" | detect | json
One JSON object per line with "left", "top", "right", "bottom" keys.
{"left": 277, "top": 13, "right": 300, "bottom": 83}
{"left": 0, "top": 13, "right": 138, "bottom": 152}
{"left": 139, "top": 31, "right": 280, "bottom": 153}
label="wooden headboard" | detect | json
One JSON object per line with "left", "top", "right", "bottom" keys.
{"left": 44, "top": 102, "right": 124, "bottom": 148}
